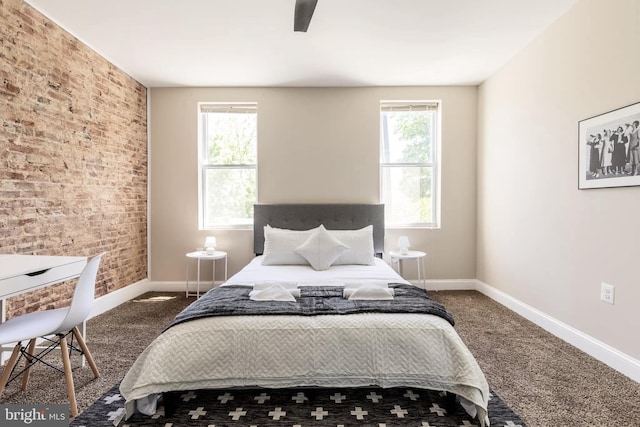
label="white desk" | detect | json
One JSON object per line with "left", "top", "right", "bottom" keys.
{"left": 0, "top": 255, "right": 87, "bottom": 362}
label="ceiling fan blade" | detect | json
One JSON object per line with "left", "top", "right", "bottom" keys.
{"left": 294, "top": 0, "right": 318, "bottom": 32}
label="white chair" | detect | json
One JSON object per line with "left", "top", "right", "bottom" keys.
{"left": 0, "top": 253, "right": 104, "bottom": 416}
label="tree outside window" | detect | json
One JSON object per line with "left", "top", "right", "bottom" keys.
{"left": 199, "top": 103, "right": 257, "bottom": 229}
{"left": 380, "top": 101, "right": 439, "bottom": 227}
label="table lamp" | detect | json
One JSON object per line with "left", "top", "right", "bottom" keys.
{"left": 204, "top": 236, "right": 217, "bottom": 255}
{"left": 398, "top": 236, "right": 410, "bottom": 255}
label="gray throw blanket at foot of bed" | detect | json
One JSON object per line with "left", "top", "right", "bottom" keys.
{"left": 169, "top": 283, "right": 455, "bottom": 329}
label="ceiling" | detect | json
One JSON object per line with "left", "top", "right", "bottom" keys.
{"left": 25, "top": 0, "right": 577, "bottom": 88}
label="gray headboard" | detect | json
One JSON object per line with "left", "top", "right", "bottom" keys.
{"left": 254, "top": 204, "right": 385, "bottom": 257}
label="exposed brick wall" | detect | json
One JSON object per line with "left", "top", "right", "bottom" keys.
{"left": 0, "top": 0, "right": 148, "bottom": 318}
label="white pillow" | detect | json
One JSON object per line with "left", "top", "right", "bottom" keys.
{"left": 261, "top": 226, "right": 315, "bottom": 265}
{"left": 329, "top": 225, "right": 376, "bottom": 265}
{"left": 295, "top": 225, "right": 349, "bottom": 271}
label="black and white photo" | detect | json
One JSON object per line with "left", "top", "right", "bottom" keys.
{"left": 579, "top": 101, "right": 640, "bottom": 189}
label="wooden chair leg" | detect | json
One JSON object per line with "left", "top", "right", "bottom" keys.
{"left": 0, "top": 343, "right": 22, "bottom": 396}
{"left": 71, "top": 327, "right": 100, "bottom": 378}
{"left": 60, "top": 335, "right": 78, "bottom": 417}
{"left": 21, "top": 339, "right": 37, "bottom": 390}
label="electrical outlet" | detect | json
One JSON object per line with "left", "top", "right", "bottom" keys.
{"left": 600, "top": 282, "right": 614, "bottom": 304}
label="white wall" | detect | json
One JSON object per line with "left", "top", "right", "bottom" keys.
{"left": 478, "top": 0, "right": 640, "bottom": 359}
{"left": 149, "top": 86, "right": 477, "bottom": 282}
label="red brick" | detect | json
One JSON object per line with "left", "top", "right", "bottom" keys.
{"left": 1, "top": 0, "right": 148, "bottom": 318}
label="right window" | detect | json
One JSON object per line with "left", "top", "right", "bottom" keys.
{"left": 380, "top": 101, "right": 440, "bottom": 227}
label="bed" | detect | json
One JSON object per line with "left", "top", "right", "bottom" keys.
{"left": 119, "top": 204, "right": 490, "bottom": 425}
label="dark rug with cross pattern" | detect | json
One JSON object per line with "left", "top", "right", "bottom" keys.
{"left": 71, "top": 384, "right": 527, "bottom": 427}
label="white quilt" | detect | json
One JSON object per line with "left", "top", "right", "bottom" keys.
{"left": 224, "top": 256, "right": 413, "bottom": 286}
{"left": 119, "top": 258, "right": 490, "bottom": 425}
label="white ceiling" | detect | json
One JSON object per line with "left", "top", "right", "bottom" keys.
{"left": 25, "top": 0, "right": 577, "bottom": 88}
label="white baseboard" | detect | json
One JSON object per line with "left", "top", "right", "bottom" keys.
{"left": 149, "top": 281, "right": 216, "bottom": 294}
{"left": 419, "top": 279, "right": 476, "bottom": 291}
{"left": 89, "top": 278, "right": 154, "bottom": 320}
{"left": 146, "top": 280, "right": 478, "bottom": 294}
{"left": 149, "top": 281, "right": 186, "bottom": 293}
{"left": 88, "top": 281, "right": 215, "bottom": 317}
{"left": 151, "top": 280, "right": 477, "bottom": 293}
{"left": 475, "top": 280, "right": 640, "bottom": 383}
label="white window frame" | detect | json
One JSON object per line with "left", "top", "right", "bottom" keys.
{"left": 197, "top": 102, "right": 258, "bottom": 230}
{"left": 380, "top": 100, "right": 441, "bottom": 228}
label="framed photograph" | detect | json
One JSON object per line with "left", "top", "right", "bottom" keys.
{"left": 579, "top": 101, "right": 640, "bottom": 189}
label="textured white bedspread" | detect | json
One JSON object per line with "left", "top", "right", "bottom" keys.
{"left": 119, "top": 258, "right": 490, "bottom": 425}
{"left": 120, "top": 314, "right": 490, "bottom": 424}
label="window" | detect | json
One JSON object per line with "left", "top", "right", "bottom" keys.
{"left": 380, "top": 101, "right": 440, "bottom": 227}
{"left": 198, "top": 103, "right": 257, "bottom": 229}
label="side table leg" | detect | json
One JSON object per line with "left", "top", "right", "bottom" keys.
{"left": 212, "top": 258, "right": 217, "bottom": 290}
{"left": 196, "top": 258, "right": 201, "bottom": 298}
{"left": 185, "top": 258, "right": 189, "bottom": 297}
{"left": 419, "top": 257, "right": 426, "bottom": 288}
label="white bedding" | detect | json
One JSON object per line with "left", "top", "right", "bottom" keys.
{"left": 224, "top": 256, "right": 410, "bottom": 286}
{"left": 119, "top": 257, "right": 490, "bottom": 425}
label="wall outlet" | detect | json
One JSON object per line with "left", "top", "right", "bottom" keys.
{"left": 600, "top": 282, "right": 614, "bottom": 305}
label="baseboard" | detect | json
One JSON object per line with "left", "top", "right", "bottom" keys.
{"left": 89, "top": 281, "right": 215, "bottom": 316}
{"left": 148, "top": 281, "right": 186, "bottom": 293}
{"left": 89, "top": 278, "right": 153, "bottom": 320}
{"left": 419, "top": 279, "right": 476, "bottom": 291}
{"left": 152, "top": 280, "right": 477, "bottom": 293}
{"left": 149, "top": 281, "right": 215, "bottom": 294}
{"left": 475, "top": 280, "right": 640, "bottom": 383}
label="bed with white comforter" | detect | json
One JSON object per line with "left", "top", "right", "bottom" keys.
{"left": 120, "top": 257, "right": 490, "bottom": 425}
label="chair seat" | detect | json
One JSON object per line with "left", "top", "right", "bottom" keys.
{"left": 0, "top": 308, "right": 68, "bottom": 345}
{"left": 0, "top": 253, "right": 104, "bottom": 418}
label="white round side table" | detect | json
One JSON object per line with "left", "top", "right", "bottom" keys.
{"left": 185, "top": 251, "right": 227, "bottom": 298}
{"left": 389, "top": 250, "right": 426, "bottom": 288}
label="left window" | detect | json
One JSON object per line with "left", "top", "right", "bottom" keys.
{"left": 198, "top": 102, "right": 257, "bottom": 229}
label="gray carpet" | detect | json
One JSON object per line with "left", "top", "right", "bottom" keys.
{"left": 1, "top": 290, "right": 639, "bottom": 426}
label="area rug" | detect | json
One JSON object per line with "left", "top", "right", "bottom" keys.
{"left": 71, "top": 384, "right": 526, "bottom": 427}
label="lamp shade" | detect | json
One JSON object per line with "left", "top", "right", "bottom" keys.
{"left": 204, "top": 236, "right": 217, "bottom": 254}
{"left": 398, "top": 236, "right": 410, "bottom": 254}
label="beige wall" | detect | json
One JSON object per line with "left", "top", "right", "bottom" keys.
{"left": 149, "top": 86, "right": 477, "bottom": 282}
{"left": 477, "top": 0, "right": 640, "bottom": 359}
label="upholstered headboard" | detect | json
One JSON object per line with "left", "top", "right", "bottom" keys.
{"left": 254, "top": 204, "right": 385, "bottom": 257}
